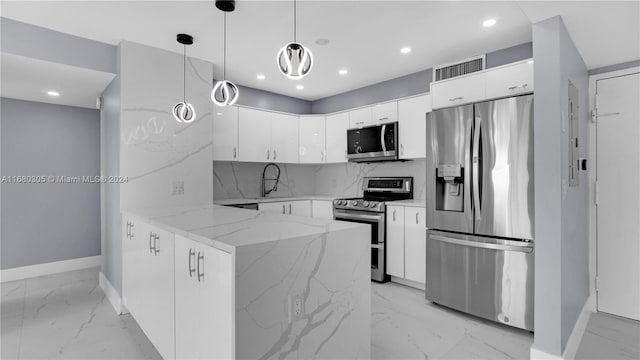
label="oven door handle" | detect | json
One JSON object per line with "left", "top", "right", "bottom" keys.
{"left": 335, "top": 213, "right": 384, "bottom": 221}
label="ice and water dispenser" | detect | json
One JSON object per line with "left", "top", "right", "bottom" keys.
{"left": 435, "top": 164, "right": 464, "bottom": 212}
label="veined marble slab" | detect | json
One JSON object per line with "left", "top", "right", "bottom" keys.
{"left": 213, "top": 195, "right": 343, "bottom": 206}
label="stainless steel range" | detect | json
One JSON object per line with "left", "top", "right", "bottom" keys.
{"left": 333, "top": 177, "right": 413, "bottom": 282}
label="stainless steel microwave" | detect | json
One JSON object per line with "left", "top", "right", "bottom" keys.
{"left": 347, "top": 122, "right": 398, "bottom": 162}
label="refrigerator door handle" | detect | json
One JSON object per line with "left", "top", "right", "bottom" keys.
{"left": 430, "top": 235, "right": 533, "bottom": 253}
{"left": 472, "top": 118, "right": 481, "bottom": 221}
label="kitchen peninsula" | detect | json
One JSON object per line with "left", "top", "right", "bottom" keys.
{"left": 121, "top": 204, "right": 370, "bottom": 360}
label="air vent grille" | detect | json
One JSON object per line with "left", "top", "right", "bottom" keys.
{"left": 433, "top": 55, "right": 486, "bottom": 81}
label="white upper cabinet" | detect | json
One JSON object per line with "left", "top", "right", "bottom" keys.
{"left": 431, "top": 72, "right": 486, "bottom": 109}
{"left": 484, "top": 60, "right": 534, "bottom": 100}
{"left": 325, "top": 112, "right": 349, "bottom": 163}
{"left": 348, "top": 106, "right": 373, "bottom": 128}
{"left": 371, "top": 101, "right": 398, "bottom": 124}
{"left": 299, "top": 115, "right": 326, "bottom": 164}
{"left": 238, "top": 107, "right": 272, "bottom": 162}
{"left": 271, "top": 113, "right": 299, "bottom": 163}
{"left": 398, "top": 94, "right": 431, "bottom": 159}
{"left": 212, "top": 106, "right": 239, "bottom": 161}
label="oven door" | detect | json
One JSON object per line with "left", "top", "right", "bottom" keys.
{"left": 334, "top": 209, "right": 389, "bottom": 282}
{"left": 347, "top": 122, "right": 398, "bottom": 162}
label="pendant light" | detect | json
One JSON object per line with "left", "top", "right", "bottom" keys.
{"left": 211, "top": 11, "right": 239, "bottom": 107}
{"left": 277, "top": 0, "right": 313, "bottom": 80}
{"left": 172, "top": 33, "right": 197, "bottom": 123}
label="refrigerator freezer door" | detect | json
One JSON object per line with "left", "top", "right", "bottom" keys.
{"left": 474, "top": 95, "right": 534, "bottom": 240}
{"left": 426, "top": 105, "right": 474, "bottom": 233}
{"left": 425, "top": 230, "right": 534, "bottom": 331}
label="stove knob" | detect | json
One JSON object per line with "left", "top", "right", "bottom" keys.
{"left": 337, "top": 200, "right": 344, "bottom": 206}
{"left": 363, "top": 201, "right": 370, "bottom": 207}
{"left": 369, "top": 202, "right": 378, "bottom": 208}
{"left": 351, "top": 200, "right": 359, "bottom": 206}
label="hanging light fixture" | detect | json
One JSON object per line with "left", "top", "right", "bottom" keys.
{"left": 211, "top": 10, "right": 239, "bottom": 107}
{"left": 277, "top": 0, "right": 313, "bottom": 80}
{"left": 172, "top": 33, "right": 197, "bottom": 123}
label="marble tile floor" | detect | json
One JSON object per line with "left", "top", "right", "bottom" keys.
{"left": 574, "top": 311, "right": 639, "bottom": 359}
{"left": 5, "top": 267, "right": 630, "bottom": 360}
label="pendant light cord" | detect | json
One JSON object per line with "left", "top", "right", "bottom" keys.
{"left": 183, "top": 44, "right": 186, "bottom": 102}
{"left": 223, "top": 12, "right": 227, "bottom": 79}
{"left": 293, "top": 0, "right": 297, "bottom": 42}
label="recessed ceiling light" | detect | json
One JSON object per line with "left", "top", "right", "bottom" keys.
{"left": 315, "top": 38, "right": 330, "bottom": 46}
{"left": 256, "top": 74, "right": 265, "bottom": 80}
{"left": 338, "top": 69, "right": 348, "bottom": 75}
{"left": 400, "top": 47, "right": 412, "bottom": 54}
{"left": 483, "top": 19, "right": 497, "bottom": 27}
{"left": 296, "top": 85, "right": 304, "bottom": 90}
{"left": 47, "top": 91, "right": 60, "bottom": 97}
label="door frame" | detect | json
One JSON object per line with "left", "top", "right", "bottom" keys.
{"left": 588, "top": 66, "right": 640, "bottom": 312}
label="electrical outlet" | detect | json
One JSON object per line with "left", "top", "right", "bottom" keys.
{"left": 172, "top": 180, "right": 184, "bottom": 195}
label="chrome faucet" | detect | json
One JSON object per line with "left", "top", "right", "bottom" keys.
{"left": 261, "top": 163, "right": 281, "bottom": 197}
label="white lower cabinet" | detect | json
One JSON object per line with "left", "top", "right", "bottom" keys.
{"left": 175, "top": 235, "right": 233, "bottom": 360}
{"left": 385, "top": 205, "right": 427, "bottom": 285}
{"left": 311, "top": 200, "right": 334, "bottom": 219}
{"left": 122, "top": 219, "right": 175, "bottom": 359}
{"left": 259, "top": 200, "right": 311, "bottom": 216}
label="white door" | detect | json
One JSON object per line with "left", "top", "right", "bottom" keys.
{"left": 289, "top": 200, "right": 312, "bottom": 217}
{"left": 404, "top": 207, "right": 426, "bottom": 284}
{"left": 271, "top": 113, "right": 299, "bottom": 163}
{"left": 398, "top": 94, "right": 430, "bottom": 159}
{"left": 259, "top": 201, "right": 287, "bottom": 215}
{"left": 386, "top": 206, "right": 405, "bottom": 278}
{"left": 299, "top": 116, "right": 326, "bottom": 163}
{"left": 238, "top": 107, "right": 271, "bottom": 162}
{"left": 325, "top": 113, "right": 348, "bottom": 163}
{"left": 212, "top": 106, "right": 239, "bottom": 161}
{"left": 596, "top": 72, "right": 640, "bottom": 321}
{"left": 174, "top": 236, "right": 200, "bottom": 360}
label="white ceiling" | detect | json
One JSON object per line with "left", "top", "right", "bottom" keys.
{"left": 1, "top": 53, "right": 115, "bottom": 108}
{"left": 1, "top": 1, "right": 638, "bottom": 101}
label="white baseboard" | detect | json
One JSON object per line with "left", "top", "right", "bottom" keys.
{"left": 99, "top": 272, "right": 127, "bottom": 315}
{"left": 562, "top": 296, "right": 593, "bottom": 360}
{"left": 390, "top": 276, "right": 426, "bottom": 290}
{"left": 0, "top": 255, "right": 101, "bottom": 283}
{"left": 530, "top": 346, "right": 564, "bottom": 360}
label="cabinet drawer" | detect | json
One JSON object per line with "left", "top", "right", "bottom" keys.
{"left": 371, "top": 101, "right": 398, "bottom": 124}
{"left": 431, "top": 72, "right": 486, "bottom": 109}
{"left": 485, "top": 60, "right": 534, "bottom": 100}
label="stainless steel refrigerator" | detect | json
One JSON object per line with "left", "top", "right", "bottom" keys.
{"left": 425, "top": 94, "right": 535, "bottom": 331}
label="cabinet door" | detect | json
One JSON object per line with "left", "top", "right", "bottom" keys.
{"left": 147, "top": 226, "right": 175, "bottom": 360}
{"left": 128, "top": 222, "right": 156, "bottom": 346}
{"left": 325, "top": 113, "right": 348, "bottom": 163}
{"left": 259, "top": 201, "right": 287, "bottom": 215}
{"left": 386, "top": 206, "right": 405, "bottom": 278}
{"left": 404, "top": 207, "right": 427, "bottom": 284}
{"left": 271, "top": 113, "right": 299, "bottom": 163}
{"left": 299, "top": 116, "right": 326, "bottom": 164}
{"left": 431, "top": 72, "right": 486, "bottom": 109}
{"left": 348, "top": 106, "right": 372, "bottom": 128}
{"left": 485, "top": 60, "right": 534, "bottom": 100}
{"left": 213, "top": 106, "right": 239, "bottom": 161}
{"left": 122, "top": 215, "right": 144, "bottom": 315}
{"left": 238, "top": 107, "right": 271, "bottom": 162}
{"left": 398, "top": 94, "right": 430, "bottom": 159}
{"left": 289, "top": 200, "right": 311, "bottom": 217}
{"left": 371, "top": 101, "right": 398, "bottom": 124}
{"left": 174, "top": 235, "right": 200, "bottom": 360}
{"left": 198, "top": 245, "right": 233, "bottom": 360}
{"left": 312, "top": 200, "right": 334, "bottom": 219}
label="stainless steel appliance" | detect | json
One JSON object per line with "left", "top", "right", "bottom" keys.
{"left": 347, "top": 122, "right": 398, "bottom": 162}
{"left": 333, "top": 177, "right": 413, "bottom": 282}
{"left": 425, "top": 94, "right": 535, "bottom": 331}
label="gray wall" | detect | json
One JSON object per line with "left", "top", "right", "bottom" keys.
{"left": 0, "top": 17, "right": 117, "bottom": 74}
{"left": 100, "top": 75, "right": 121, "bottom": 292}
{"left": 235, "top": 84, "right": 312, "bottom": 114}
{"left": 0, "top": 98, "right": 101, "bottom": 269}
{"left": 311, "top": 42, "right": 532, "bottom": 114}
{"left": 532, "top": 16, "right": 589, "bottom": 356}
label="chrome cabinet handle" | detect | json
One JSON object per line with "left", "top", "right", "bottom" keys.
{"left": 267, "top": 150, "right": 270, "bottom": 160}
{"left": 288, "top": 203, "right": 292, "bottom": 214}
{"left": 508, "top": 84, "right": 528, "bottom": 90}
{"left": 130, "top": 223, "right": 134, "bottom": 239}
{"left": 282, "top": 204, "right": 285, "bottom": 214}
{"left": 378, "top": 117, "right": 389, "bottom": 121}
{"left": 197, "top": 252, "right": 204, "bottom": 282}
{"left": 126, "top": 222, "right": 131, "bottom": 239}
{"left": 321, "top": 151, "right": 324, "bottom": 162}
{"left": 449, "top": 96, "right": 464, "bottom": 102}
{"left": 274, "top": 150, "right": 277, "bottom": 160}
{"left": 356, "top": 121, "right": 364, "bottom": 125}
{"left": 233, "top": 147, "right": 237, "bottom": 159}
{"left": 188, "top": 248, "right": 196, "bottom": 277}
{"left": 416, "top": 212, "right": 419, "bottom": 224}
{"left": 344, "top": 149, "right": 347, "bottom": 160}
{"left": 400, "top": 144, "right": 404, "bottom": 156}
{"left": 149, "top": 232, "right": 154, "bottom": 253}
{"left": 392, "top": 210, "right": 396, "bottom": 221}
{"left": 154, "top": 234, "right": 160, "bottom": 256}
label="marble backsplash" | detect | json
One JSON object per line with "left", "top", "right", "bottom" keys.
{"left": 212, "top": 159, "right": 426, "bottom": 200}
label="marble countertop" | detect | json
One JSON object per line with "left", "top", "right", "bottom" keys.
{"left": 213, "top": 195, "right": 343, "bottom": 206}
{"left": 388, "top": 199, "right": 427, "bottom": 208}
{"left": 123, "top": 204, "right": 364, "bottom": 253}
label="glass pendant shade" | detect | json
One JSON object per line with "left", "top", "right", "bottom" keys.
{"left": 211, "top": 80, "right": 239, "bottom": 107}
{"left": 277, "top": 42, "right": 313, "bottom": 80}
{"left": 172, "top": 102, "right": 196, "bottom": 123}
